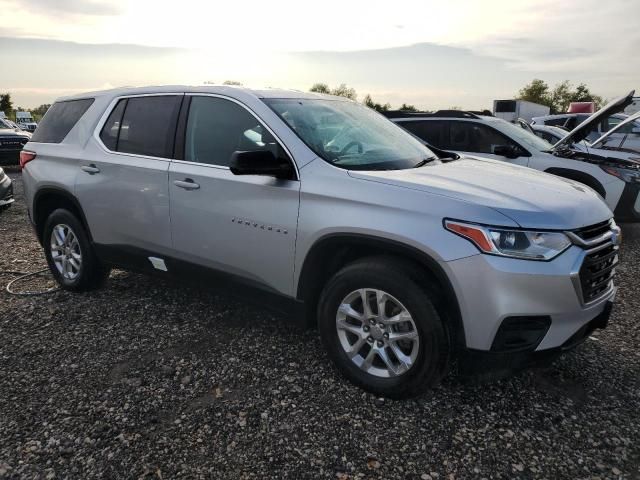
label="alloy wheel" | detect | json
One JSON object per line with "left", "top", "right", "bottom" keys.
{"left": 50, "top": 224, "right": 82, "bottom": 280}
{"left": 335, "top": 288, "right": 420, "bottom": 378}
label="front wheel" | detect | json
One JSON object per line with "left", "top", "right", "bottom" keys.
{"left": 318, "top": 257, "right": 450, "bottom": 399}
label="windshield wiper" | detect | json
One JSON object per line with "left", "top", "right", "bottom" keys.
{"left": 413, "top": 157, "right": 437, "bottom": 168}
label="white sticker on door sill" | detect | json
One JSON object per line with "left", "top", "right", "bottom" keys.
{"left": 148, "top": 257, "right": 168, "bottom": 272}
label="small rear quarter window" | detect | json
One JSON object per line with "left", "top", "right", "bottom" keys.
{"left": 30, "top": 98, "right": 95, "bottom": 143}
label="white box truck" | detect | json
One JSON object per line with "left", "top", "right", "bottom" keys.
{"left": 493, "top": 99, "right": 550, "bottom": 123}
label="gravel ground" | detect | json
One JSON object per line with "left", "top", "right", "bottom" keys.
{"left": 0, "top": 169, "right": 639, "bottom": 480}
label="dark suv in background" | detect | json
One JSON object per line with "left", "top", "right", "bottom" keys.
{"left": 0, "top": 118, "right": 31, "bottom": 166}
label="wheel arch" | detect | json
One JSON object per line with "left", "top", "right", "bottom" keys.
{"left": 32, "top": 187, "right": 92, "bottom": 245}
{"left": 296, "top": 233, "right": 465, "bottom": 349}
{"left": 544, "top": 167, "right": 607, "bottom": 198}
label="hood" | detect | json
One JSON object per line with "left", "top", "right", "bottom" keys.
{"left": 553, "top": 90, "right": 635, "bottom": 149}
{"left": 590, "top": 110, "right": 640, "bottom": 148}
{"left": 348, "top": 157, "right": 612, "bottom": 230}
{"left": 0, "top": 128, "right": 31, "bottom": 138}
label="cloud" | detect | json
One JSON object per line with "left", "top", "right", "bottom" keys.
{"left": 2, "top": 0, "right": 123, "bottom": 16}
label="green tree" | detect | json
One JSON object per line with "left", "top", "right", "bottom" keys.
{"left": 310, "top": 83, "right": 331, "bottom": 94}
{"left": 309, "top": 83, "right": 357, "bottom": 100}
{"left": 518, "top": 79, "right": 603, "bottom": 113}
{"left": 0, "top": 93, "right": 12, "bottom": 116}
{"left": 399, "top": 103, "right": 419, "bottom": 112}
{"left": 517, "top": 79, "right": 552, "bottom": 109}
{"left": 31, "top": 104, "right": 51, "bottom": 118}
{"left": 550, "top": 80, "right": 572, "bottom": 113}
{"left": 570, "top": 83, "right": 603, "bottom": 109}
{"left": 363, "top": 94, "right": 391, "bottom": 112}
{"left": 331, "top": 83, "right": 357, "bottom": 100}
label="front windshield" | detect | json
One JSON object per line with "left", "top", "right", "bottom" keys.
{"left": 263, "top": 98, "right": 436, "bottom": 170}
{"left": 493, "top": 119, "right": 554, "bottom": 151}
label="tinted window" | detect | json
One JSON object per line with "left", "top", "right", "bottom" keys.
{"left": 30, "top": 99, "right": 94, "bottom": 143}
{"left": 544, "top": 117, "right": 567, "bottom": 127}
{"left": 494, "top": 100, "right": 516, "bottom": 113}
{"left": 185, "top": 96, "right": 283, "bottom": 166}
{"left": 116, "top": 96, "right": 181, "bottom": 158}
{"left": 399, "top": 120, "right": 450, "bottom": 149}
{"left": 449, "top": 122, "right": 516, "bottom": 154}
{"left": 99, "top": 100, "right": 126, "bottom": 151}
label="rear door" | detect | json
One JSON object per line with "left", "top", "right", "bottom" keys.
{"left": 76, "top": 94, "right": 182, "bottom": 260}
{"left": 168, "top": 94, "right": 300, "bottom": 295}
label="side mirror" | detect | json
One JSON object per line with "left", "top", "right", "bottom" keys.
{"left": 229, "top": 150, "right": 294, "bottom": 180}
{"left": 493, "top": 144, "right": 520, "bottom": 159}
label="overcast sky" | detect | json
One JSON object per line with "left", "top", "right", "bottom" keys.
{"left": 0, "top": 0, "right": 637, "bottom": 109}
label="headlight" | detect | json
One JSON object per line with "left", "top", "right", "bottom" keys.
{"left": 601, "top": 165, "right": 640, "bottom": 183}
{"left": 445, "top": 220, "right": 572, "bottom": 260}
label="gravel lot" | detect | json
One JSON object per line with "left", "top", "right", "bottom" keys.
{"left": 0, "top": 169, "right": 639, "bottom": 479}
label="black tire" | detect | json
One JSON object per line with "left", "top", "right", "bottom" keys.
{"left": 318, "top": 256, "right": 450, "bottom": 399}
{"left": 43, "top": 208, "right": 110, "bottom": 291}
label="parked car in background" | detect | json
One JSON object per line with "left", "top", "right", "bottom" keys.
{"left": 15, "top": 111, "right": 38, "bottom": 132}
{"left": 587, "top": 111, "right": 640, "bottom": 158}
{"left": 21, "top": 85, "right": 619, "bottom": 398}
{"left": 387, "top": 91, "right": 640, "bottom": 221}
{"left": 531, "top": 112, "right": 640, "bottom": 147}
{"left": 0, "top": 118, "right": 31, "bottom": 166}
{"left": 531, "top": 124, "right": 569, "bottom": 144}
{"left": 0, "top": 167, "right": 14, "bottom": 211}
{"left": 3, "top": 119, "right": 27, "bottom": 131}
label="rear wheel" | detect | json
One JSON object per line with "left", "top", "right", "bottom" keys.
{"left": 43, "top": 209, "right": 110, "bottom": 291}
{"left": 318, "top": 257, "right": 450, "bottom": 398}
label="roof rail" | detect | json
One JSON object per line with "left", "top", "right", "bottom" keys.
{"left": 432, "top": 110, "right": 481, "bottom": 119}
{"left": 382, "top": 110, "right": 481, "bottom": 119}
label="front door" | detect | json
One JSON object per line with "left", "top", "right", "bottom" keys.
{"left": 168, "top": 95, "right": 300, "bottom": 296}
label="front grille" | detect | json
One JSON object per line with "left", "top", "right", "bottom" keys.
{"left": 579, "top": 243, "right": 618, "bottom": 303}
{"left": 573, "top": 220, "right": 611, "bottom": 241}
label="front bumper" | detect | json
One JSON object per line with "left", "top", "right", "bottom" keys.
{"left": 0, "top": 149, "right": 20, "bottom": 166}
{"left": 442, "top": 242, "right": 616, "bottom": 353}
{"left": 458, "top": 300, "right": 613, "bottom": 377}
{"left": 613, "top": 181, "right": 640, "bottom": 222}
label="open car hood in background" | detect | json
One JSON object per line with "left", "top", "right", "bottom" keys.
{"left": 552, "top": 90, "right": 635, "bottom": 150}
{"left": 590, "top": 110, "right": 640, "bottom": 148}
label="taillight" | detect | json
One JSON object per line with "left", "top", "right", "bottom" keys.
{"left": 19, "top": 150, "right": 36, "bottom": 169}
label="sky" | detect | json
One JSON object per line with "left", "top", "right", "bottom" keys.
{"left": 0, "top": 0, "right": 638, "bottom": 110}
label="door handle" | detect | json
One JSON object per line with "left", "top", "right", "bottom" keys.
{"left": 173, "top": 179, "right": 200, "bottom": 190}
{"left": 81, "top": 164, "right": 100, "bottom": 174}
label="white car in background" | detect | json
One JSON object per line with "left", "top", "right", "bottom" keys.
{"left": 531, "top": 125, "right": 588, "bottom": 153}
{"left": 532, "top": 112, "right": 640, "bottom": 150}
{"left": 387, "top": 91, "right": 640, "bottom": 222}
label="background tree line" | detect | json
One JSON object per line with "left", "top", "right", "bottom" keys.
{"left": 517, "top": 79, "right": 603, "bottom": 113}
{"left": 0, "top": 93, "right": 50, "bottom": 122}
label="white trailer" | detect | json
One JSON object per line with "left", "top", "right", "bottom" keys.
{"left": 493, "top": 99, "right": 550, "bottom": 123}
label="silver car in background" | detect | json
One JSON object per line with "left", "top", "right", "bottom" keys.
{"left": 20, "top": 86, "right": 619, "bottom": 398}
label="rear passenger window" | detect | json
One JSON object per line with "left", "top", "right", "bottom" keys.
{"left": 449, "top": 122, "right": 516, "bottom": 154}
{"left": 30, "top": 99, "right": 94, "bottom": 143}
{"left": 399, "top": 120, "right": 450, "bottom": 149}
{"left": 99, "top": 100, "right": 126, "bottom": 151}
{"left": 102, "top": 96, "right": 181, "bottom": 158}
{"left": 184, "top": 96, "right": 282, "bottom": 166}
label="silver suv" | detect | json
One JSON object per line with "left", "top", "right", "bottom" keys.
{"left": 21, "top": 86, "right": 620, "bottom": 398}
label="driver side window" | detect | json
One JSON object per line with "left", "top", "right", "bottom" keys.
{"left": 185, "top": 96, "right": 288, "bottom": 166}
